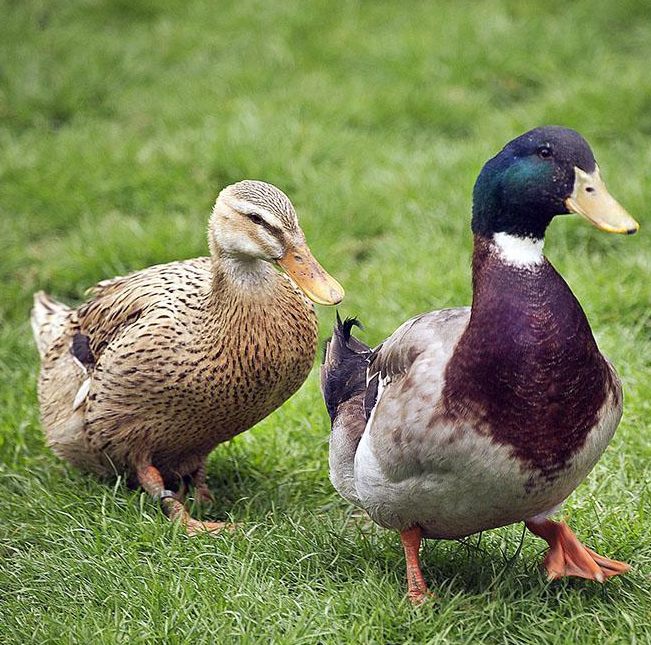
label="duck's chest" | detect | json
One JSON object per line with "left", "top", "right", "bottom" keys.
{"left": 183, "top": 300, "right": 318, "bottom": 429}
{"left": 442, "top": 256, "right": 614, "bottom": 477}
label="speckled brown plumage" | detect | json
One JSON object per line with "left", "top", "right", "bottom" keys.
{"left": 32, "top": 180, "right": 343, "bottom": 532}
{"left": 37, "top": 257, "right": 317, "bottom": 481}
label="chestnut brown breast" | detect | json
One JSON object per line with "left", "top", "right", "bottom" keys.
{"left": 441, "top": 237, "right": 613, "bottom": 477}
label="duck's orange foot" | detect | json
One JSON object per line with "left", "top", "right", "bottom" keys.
{"left": 408, "top": 588, "right": 436, "bottom": 606}
{"left": 185, "top": 519, "right": 234, "bottom": 537}
{"left": 137, "top": 464, "right": 237, "bottom": 538}
{"left": 526, "top": 518, "right": 630, "bottom": 582}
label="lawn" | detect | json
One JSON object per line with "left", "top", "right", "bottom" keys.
{"left": 1, "top": 0, "right": 650, "bottom": 642}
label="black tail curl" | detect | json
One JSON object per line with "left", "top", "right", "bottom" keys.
{"left": 320, "top": 312, "right": 371, "bottom": 422}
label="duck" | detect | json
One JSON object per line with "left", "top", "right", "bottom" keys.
{"left": 321, "top": 126, "right": 637, "bottom": 603}
{"left": 32, "top": 180, "right": 343, "bottom": 535}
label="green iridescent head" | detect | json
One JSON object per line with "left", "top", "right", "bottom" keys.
{"left": 472, "top": 126, "right": 638, "bottom": 240}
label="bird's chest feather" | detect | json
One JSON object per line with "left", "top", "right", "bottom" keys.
{"left": 182, "top": 299, "right": 318, "bottom": 430}
{"left": 442, "top": 254, "right": 612, "bottom": 477}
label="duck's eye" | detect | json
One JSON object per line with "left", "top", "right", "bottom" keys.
{"left": 537, "top": 146, "right": 552, "bottom": 159}
{"left": 246, "top": 213, "right": 265, "bottom": 225}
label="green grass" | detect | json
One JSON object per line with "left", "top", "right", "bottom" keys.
{"left": 1, "top": 0, "right": 650, "bottom": 642}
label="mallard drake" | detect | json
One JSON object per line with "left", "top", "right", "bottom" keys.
{"left": 32, "top": 180, "right": 343, "bottom": 534}
{"left": 321, "top": 127, "right": 637, "bottom": 603}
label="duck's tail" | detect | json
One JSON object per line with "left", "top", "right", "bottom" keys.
{"left": 321, "top": 313, "right": 371, "bottom": 507}
{"left": 321, "top": 313, "right": 370, "bottom": 422}
{"left": 31, "top": 291, "right": 71, "bottom": 357}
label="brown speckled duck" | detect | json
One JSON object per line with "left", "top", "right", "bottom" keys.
{"left": 32, "top": 180, "right": 343, "bottom": 534}
{"left": 322, "top": 127, "right": 637, "bottom": 603}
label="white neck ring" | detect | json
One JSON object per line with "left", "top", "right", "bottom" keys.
{"left": 493, "top": 232, "right": 545, "bottom": 268}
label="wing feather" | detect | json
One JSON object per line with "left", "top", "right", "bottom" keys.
{"left": 76, "top": 258, "right": 212, "bottom": 360}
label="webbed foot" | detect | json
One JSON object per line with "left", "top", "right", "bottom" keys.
{"left": 137, "top": 464, "right": 234, "bottom": 537}
{"left": 526, "top": 518, "right": 630, "bottom": 582}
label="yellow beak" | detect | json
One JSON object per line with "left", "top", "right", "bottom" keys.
{"left": 565, "top": 166, "right": 639, "bottom": 234}
{"left": 277, "top": 244, "right": 344, "bottom": 305}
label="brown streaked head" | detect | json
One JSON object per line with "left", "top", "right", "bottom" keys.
{"left": 209, "top": 180, "right": 344, "bottom": 305}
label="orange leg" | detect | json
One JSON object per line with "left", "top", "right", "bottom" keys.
{"left": 525, "top": 518, "right": 630, "bottom": 582}
{"left": 137, "top": 465, "right": 227, "bottom": 536}
{"left": 400, "top": 526, "right": 433, "bottom": 605}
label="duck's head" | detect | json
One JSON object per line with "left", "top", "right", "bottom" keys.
{"left": 209, "top": 180, "right": 344, "bottom": 305}
{"left": 472, "top": 126, "right": 639, "bottom": 242}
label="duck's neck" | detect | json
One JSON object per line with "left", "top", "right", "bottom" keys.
{"left": 468, "top": 233, "right": 586, "bottom": 334}
{"left": 491, "top": 232, "right": 545, "bottom": 269}
{"left": 198, "top": 255, "right": 280, "bottom": 328}
{"left": 470, "top": 233, "right": 549, "bottom": 305}
{"left": 210, "top": 254, "right": 278, "bottom": 303}
{"left": 442, "top": 234, "right": 610, "bottom": 473}
{"left": 221, "top": 254, "right": 274, "bottom": 284}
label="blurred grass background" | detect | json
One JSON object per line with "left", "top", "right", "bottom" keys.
{"left": 1, "top": 0, "right": 650, "bottom": 642}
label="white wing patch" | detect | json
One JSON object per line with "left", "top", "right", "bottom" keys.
{"left": 72, "top": 378, "right": 91, "bottom": 411}
{"left": 364, "top": 373, "right": 390, "bottom": 435}
{"left": 71, "top": 355, "right": 88, "bottom": 373}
